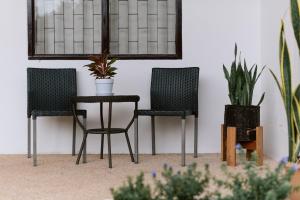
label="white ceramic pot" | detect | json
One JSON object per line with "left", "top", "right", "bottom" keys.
{"left": 95, "top": 79, "right": 114, "bottom": 96}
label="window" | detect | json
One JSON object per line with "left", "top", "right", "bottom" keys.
{"left": 28, "top": 0, "right": 182, "bottom": 60}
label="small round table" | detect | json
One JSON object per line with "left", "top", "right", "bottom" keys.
{"left": 71, "top": 95, "right": 140, "bottom": 168}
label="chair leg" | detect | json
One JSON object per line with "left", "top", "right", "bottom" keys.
{"left": 134, "top": 116, "right": 139, "bottom": 164}
{"left": 125, "top": 132, "right": 134, "bottom": 162}
{"left": 107, "top": 133, "right": 112, "bottom": 168}
{"left": 181, "top": 117, "right": 186, "bottom": 167}
{"left": 227, "top": 127, "right": 236, "bottom": 167}
{"left": 151, "top": 116, "right": 156, "bottom": 155}
{"left": 76, "top": 133, "right": 88, "bottom": 165}
{"left": 194, "top": 116, "right": 198, "bottom": 158}
{"left": 100, "top": 134, "right": 104, "bottom": 159}
{"left": 33, "top": 118, "right": 37, "bottom": 166}
{"left": 256, "top": 126, "right": 263, "bottom": 166}
{"left": 83, "top": 117, "right": 87, "bottom": 163}
{"left": 27, "top": 117, "right": 31, "bottom": 158}
{"left": 72, "top": 116, "right": 76, "bottom": 156}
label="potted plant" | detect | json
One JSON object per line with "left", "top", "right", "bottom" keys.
{"left": 84, "top": 50, "right": 117, "bottom": 96}
{"left": 269, "top": 0, "right": 300, "bottom": 198}
{"left": 223, "top": 45, "right": 265, "bottom": 142}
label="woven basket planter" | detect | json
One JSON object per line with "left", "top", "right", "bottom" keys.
{"left": 224, "top": 105, "right": 260, "bottom": 142}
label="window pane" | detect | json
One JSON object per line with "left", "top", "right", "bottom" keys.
{"left": 34, "top": 0, "right": 102, "bottom": 54}
{"left": 109, "top": 0, "right": 177, "bottom": 55}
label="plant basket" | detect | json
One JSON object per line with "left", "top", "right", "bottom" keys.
{"left": 224, "top": 105, "right": 260, "bottom": 142}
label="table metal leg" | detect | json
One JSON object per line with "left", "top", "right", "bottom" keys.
{"left": 108, "top": 102, "right": 113, "bottom": 168}
{"left": 134, "top": 117, "right": 139, "bottom": 164}
{"left": 181, "top": 118, "right": 186, "bottom": 167}
{"left": 100, "top": 134, "right": 104, "bottom": 159}
{"left": 72, "top": 116, "right": 76, "bottom": 156}
{"left": 100, "top": 103, "right": 104, "bottom": 159}
{"left": 194, "top": 116, "right": 198, "bottom": 158}
{"left": 107, "top": 133, "right": 112, "bottom": 168}
{"left": 76, "top": 133, "right": 88, "bottom": 165}
{"left": 125, "top": 131, "right": 134, "bottom": 162}
{"left": 151, "top": 116, "right": 156, "bottom": 155}
{"left": 33, "top": 118, "right": 37, "bottom": 166}
{"left": 27, "top": 117, "right": 31, "bottom": 158}
{"left": 83, "top": 117, "right": 87, "bottom": 163}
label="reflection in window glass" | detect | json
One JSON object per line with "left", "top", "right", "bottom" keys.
{"left": 35, "top": 0, "right": 102, "bottom": 54}
{"left": 109, "top": 0, "right": 176, "bottom": 55}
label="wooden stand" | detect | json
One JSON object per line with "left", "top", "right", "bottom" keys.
{"left": 221, "top": 125, "right": 263, "bottom": 166}
{"left": 290, "top": 167, "right": 300, "bottom": 200}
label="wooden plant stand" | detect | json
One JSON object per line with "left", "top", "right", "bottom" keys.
{"left": 221, "top": 125, "right": 263, "bottom": 166}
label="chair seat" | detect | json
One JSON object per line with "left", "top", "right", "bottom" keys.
{"left": 31, "top": 109, "right": 86, "bottom": 118}
{"left": 136, "top": 109, "right": 193, "bottom": 117}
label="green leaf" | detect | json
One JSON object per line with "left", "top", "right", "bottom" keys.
{"left": 257, "top": 92, "right": 265, "bottom": 106}
{"left": 294, "top": 84, "right": 300, "bottom": 101}
{"left": 255, "top": 66, "right": 266, "bottom": 83}
{"left": 269, "top": 69, "right": 283, "bottom": 98}
{"left": 293, "top": 96, "right": 300, "bottom": 161}
{"left": 236, "top": 77, "right": 242, "bottom": 105}
{"left": 229, "top": 62, "right": 237, "bottom": 104}
{"left": 291, "top": 0, "right": 300, "bottom": 50}
{"left": 279, "top": 21, "right": 284, "bottom": 67}
{"left": 292, "top": 85, "right": 300, "bottom": 161}
{"left": 234, "top": 43, "right": 238, "bottom": 62}
{"left": 223, "top": 65, "right": 230, "bottom": 81}
{"left": 280, "top": 29, "right": 293, "bottom": 161}
{"left": 292, "top": 96, "right": 300, "bottom": 135}
{"left": 110, "top": 67, "right": 118, "bottom": 72}
{"left": 108, "top": 57, "right": 117, "bottom": 65}
{"left": 244, "top": 65, "right": 251, "bottom": 105}
{"left": 242, "top": 86, "right": 248, "bottom": 106}
{"left": 281, "top": 36, "right": 292, "bottom": 110}
{"left": 252, "top": 65, "right": 258, "bottom": 83}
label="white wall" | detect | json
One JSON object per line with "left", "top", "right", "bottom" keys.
{"left": 0, "top": 0, "right": 261, "bottom": 154}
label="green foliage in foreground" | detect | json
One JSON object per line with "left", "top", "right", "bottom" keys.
{"left": 212, "top": 160, "right": 295, "bottom": 200}
{"left": 111, "top": 155, "right": 298, "bottom": 200}
{"left": 154, "top": 164, "right": 210, "bottom": 200}
{"left": 111, "top": 172, "right": 152, "bottom": 200}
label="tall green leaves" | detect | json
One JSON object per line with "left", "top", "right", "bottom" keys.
{"left": 223, "top": 44, "right": 265, "bottom": 106}
{"left": 291, "top": 0, "right": 300, "bottom": 50}
{"left": 270, "top": 0, "right": 300, "bottom": 162}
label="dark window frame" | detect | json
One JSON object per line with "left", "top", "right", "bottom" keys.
{"left": 27, "top": 0, "right": 182, "bottom": 60}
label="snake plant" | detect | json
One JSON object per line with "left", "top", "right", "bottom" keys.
{"left": 270, "top": 0, "right": 300, "bottom": 162}
{"left": 223, "top": 45, "right": 265, "bottom": 106}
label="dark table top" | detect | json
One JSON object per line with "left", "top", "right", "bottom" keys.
{"left": 71, "top": 95, "right": 140, "bottom": 103}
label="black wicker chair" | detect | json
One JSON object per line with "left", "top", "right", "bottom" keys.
{"left": 134, "top": 67, "right": 199, "bottom": 166}
{"left": 27, "top": 68, "right": 87, "bottom": 166}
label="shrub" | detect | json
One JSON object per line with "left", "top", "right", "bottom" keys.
{"left": 111, "top": 157, "right": 297, "bottom": 200}
{"left": 111, "top": 173, "right": 153, "bottom": 200}
{"left": 154, "top": 163, "right": 210, "bottom": 200}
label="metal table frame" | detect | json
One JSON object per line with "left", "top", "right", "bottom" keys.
{"left": 71, "top": 95, "right": 140, "bottom": 168}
